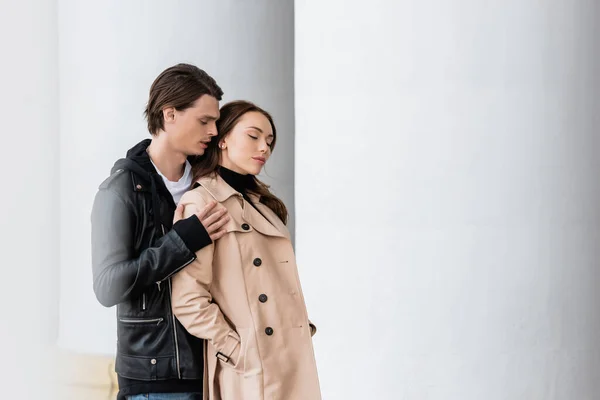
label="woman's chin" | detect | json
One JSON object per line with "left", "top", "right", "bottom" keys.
{"left": 244, "top": 166, "right": 262, "bottom": 176}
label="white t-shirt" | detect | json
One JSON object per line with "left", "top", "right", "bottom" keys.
{"left": 150, "top": 159, "right": 193, "bottom": 205}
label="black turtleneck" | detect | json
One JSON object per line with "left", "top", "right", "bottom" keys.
{"left": 217, "top": 166, "right": 275, "bottom": 221}
{"left": 217, "top": 166, "right": 257, "bottom": 204}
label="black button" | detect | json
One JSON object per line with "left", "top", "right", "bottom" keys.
{"left": 265, "top": 327, "right": 274, "bottom": 336}
{"left": 259, "top": 294, "right": 268, "bottom": 303}
{"left": 241, "top": 223, "right": 250, "bottom": 230}
{"left": 253, "top": 258, "right": 262, "bottom": 267}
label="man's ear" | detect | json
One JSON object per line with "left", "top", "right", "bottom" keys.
{"left": 162, "top": 106, "right": 176, "bottom": 124}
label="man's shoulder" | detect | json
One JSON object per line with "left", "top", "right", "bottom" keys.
{"left": 99, "top": 168, "right": 130, "bottom": 190}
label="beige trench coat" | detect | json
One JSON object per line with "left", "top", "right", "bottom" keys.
{"left": 171, "top": 173, "right": 321, "bottom": 400}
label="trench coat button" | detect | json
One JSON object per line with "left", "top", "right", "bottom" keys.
{"left": 150, "top": 359, "right": 157, "bottom": 365}
{"left": 241, "top": 223, "right": 250, "bottom": 230}
{"left": 253, "top": 258, "right": 262, "bottom": 267}
{"left": 136, "top": 184, "right": 142, "bottom": 190}
{"left": 259, "top": 294, "right": 268, "bottom": 303}
{"left": 265, "top": 327, "right": 274, "bottom": 336}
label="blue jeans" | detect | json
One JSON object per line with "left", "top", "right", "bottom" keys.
{"left": 126, "top": 394, "right": 202, "bottom": 400}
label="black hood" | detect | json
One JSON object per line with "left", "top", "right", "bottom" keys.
{"left": 110, "top": 139, "right": 173, "bottom": 229}
{"left": 111, "top": 138, "right": 156, "bottom": 180}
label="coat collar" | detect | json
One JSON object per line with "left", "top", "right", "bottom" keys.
{"left": 196, "top": 174, "right": 290, "bottom": 240}
{"left": 195, "top": 173, "right": 240, "bottom": 202}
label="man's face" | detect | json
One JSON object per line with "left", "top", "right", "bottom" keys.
{"left": 164, "top": 94, "right": 220, "bottom": 156}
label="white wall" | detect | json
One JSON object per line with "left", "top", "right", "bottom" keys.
{"left": 295, "top": 1, "right": 600, "bottom": 399}
{"left": 0, "top": 0, "right": 58, "bottom": 397}
{"left": 57, "top": 0, "right": 295, "bottom": 354}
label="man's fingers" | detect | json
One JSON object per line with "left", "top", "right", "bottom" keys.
{"left": 199, "top": 207, "right": 227, "bottom": 229}
{"left": 190, "top": 202, "right": 230, "bottom": 241}
{"left": 205, "top": 213, "right": 230, "bottom": 234}
{"left": 196, "top": 201, "right": 218, "bottom": 220}
{"left": 209, "top": 228, "right": 228, "bottom": 241}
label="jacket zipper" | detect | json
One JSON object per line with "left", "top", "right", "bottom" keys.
{"left": 151, "top": 224, "right": 188, "bottom": 378}
{"left": 168, "top": 278, "right": 182, "bottom": 378}
{"left": 163, "top": 257, "right": 195, "bottom": 280}
{"left": 142, "top": 293, "right": 146, "bottom": 310}
{"left": 155, "top": 257, "right": 194, "bottom": 291}
{"left": 119, "top": 317, "right": 163, "bottom": 326}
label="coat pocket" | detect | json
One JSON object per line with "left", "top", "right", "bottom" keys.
{"left": 239, "top": 327, "right": 262, "bottom": 377}
{"left": 214, "top": 336, "right": 263, "bottom": 400}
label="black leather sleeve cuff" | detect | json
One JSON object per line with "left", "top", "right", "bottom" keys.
{"left": 172, "top": 215, "right": 212, "bottom": 253}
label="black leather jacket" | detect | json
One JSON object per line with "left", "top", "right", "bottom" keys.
{"left": 91, "top": 140, "right": 211, "bottom": 387}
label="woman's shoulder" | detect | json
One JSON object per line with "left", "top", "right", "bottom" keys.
{"left": 179, "top": 184, "right": 217, "bottom": 208}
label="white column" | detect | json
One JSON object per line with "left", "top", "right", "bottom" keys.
{"left": 295, "top": 1, "right": 600, "bottom": 399}
{"left": 0, "top": 0, "right": 59, "bottom": 397}
{"left": 57, "top": 0, "right": 295, "bottom": 354}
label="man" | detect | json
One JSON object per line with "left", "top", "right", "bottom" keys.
{"left": 91, "top": 63, "right": 229, "bottom": 400}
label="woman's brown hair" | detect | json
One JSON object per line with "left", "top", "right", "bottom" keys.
{"left": 191, "top": 100, "right": 288, "bottom": 224}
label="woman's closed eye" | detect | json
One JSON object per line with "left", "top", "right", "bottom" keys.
{"left": 248, "top": 134, "right": 273, "bottom": 148}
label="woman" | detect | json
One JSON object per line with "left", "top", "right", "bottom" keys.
{"left": 171, "top": 100, "right": 321, "bottom": 400}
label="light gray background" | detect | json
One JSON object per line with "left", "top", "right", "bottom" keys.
{"left": 2, "top": 0, "right": 600, "bottom": 399}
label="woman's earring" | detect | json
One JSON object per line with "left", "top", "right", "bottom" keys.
{"left": 220, "top": 143, "right": 226, "bottom": 149}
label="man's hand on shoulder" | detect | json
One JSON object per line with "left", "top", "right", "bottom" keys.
{"left": 174, "top": 201, "right": 229, "bottom": 242}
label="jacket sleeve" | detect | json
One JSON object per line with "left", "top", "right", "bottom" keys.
{"left": 171, "top": 191, "right": 242, "bottom": 367}
{"left": 91, "top": 186, "right": 205, "bottom": 307}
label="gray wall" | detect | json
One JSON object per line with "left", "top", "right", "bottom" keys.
{"left": 0, "top": 0, "right": 59, "bottom": 397}
{"left": 295, "top": 0, "right": 600, "bottom": 399}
